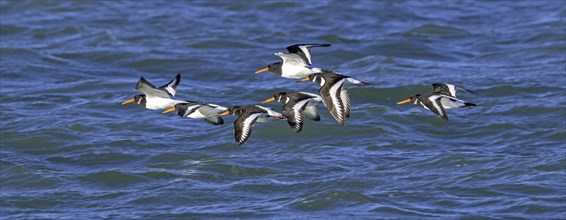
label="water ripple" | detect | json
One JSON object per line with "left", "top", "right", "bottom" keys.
{"left": 1, "top": 0, "right": 565, "bottom": 219}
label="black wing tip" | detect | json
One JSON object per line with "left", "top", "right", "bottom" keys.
{"left": 236, "top": 138, "right": 247, "bottom": 145}
{"left": 174, "top": 73, "right": 181, "bottom": 83}
{"left": 305, "top": 43, "right": 331, "bottom": 47}
{"left": 288, "top": 43, "right": 332, "bottom": 48}
{"left": 138, "top": 76, "right": 149, "bottom": 83}
{"left": 135, "top": 76, "right": 155, "bottom": 89}
{"left": 330, "top": 115, "right": 345, "bottom": 125}
{"left": 172, "top": 73, "right": 181, "bottom": 87}
{"left": 463, "top": 88, "right": 475, "bottom": 94}
{"left": 235, "top": 131, "right": 247, "bottom": 145}
{"left": 287, "top": 121, "right": 303, "bottom": 133}
{"left": 453, "top": 85, "right": 475, "bottom": 94}
{"left": 465, "top": 102, "right": 477, "bottom": 107}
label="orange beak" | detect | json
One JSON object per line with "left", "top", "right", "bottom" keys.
{"left": 162, "top": 107, "right": 176, "bottom": 114}
{"left": 397, "top": 98, "right": 411, "bottom": 104}
{"left": 255, "top": 67, "right": 269, "bottom": 74}
{"left": 261, "top": 97, "right": 275, "bottom": 104}
{"left": 298, "top": 77, "right": 309, "bottom": 82}
{"left": 219, "top": 110, "right": 230, "bottom": 116}
{"left": 121, "top": 98, "right": 135, "bottom": 105}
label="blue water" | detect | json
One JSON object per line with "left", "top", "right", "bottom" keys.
{"left": 1, "top": 1, "right": 565, "bottom": 219}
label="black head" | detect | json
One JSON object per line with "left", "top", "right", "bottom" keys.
{"left": 261, "top": 92, "right": 290, "bottom": 104}
{"left": 162, "top": 102, "right": 190, "bottom": 115}
{"left": 122, "top": 94, "right": 146, "bottom": 106}
{"left": 397, "top": 94, "right": 419, "bottom": 105}
{"left": 172, "top": 103, "right": 189, "bottom": 116}
{"left": 130, "top": 94, "right": 147, "bottom": 108}
{"left": 173, "top": 103, "right": 189, "bottom": 109}
{"left": 268, "top": 62, "right": 283, "bottom": 75}
{"left": 133, "top": 94, "right": 146, "bottom": 103}
{"left": 223, "top": 106, "right": 244, "bottom": 116}
{"left": 309, "top": 73, "right": 325, "bottom": 86}
{"left": 256, "top": 62, "right": 282, "bottom": 76}
{"left": 274, "top": 92, "right": 290, "bottom": 104}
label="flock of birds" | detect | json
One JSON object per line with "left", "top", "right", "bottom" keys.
{"left": 121, "top": 44, "right": 476, "bottom": 145}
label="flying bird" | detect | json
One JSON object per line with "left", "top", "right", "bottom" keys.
{"left": 220, "top": 105, "right": 285, "bottom": 145}
{"left": 162, "top": 101, "right": 228, "bottom": 125}
{"left": 397, "top": 83, "right": 476, "bottom": 120}
{"left": 121, "top": 74, "right": 184, "bottom": 110}
{"left": 261, "top": 91, "right": 322, "bottom": 133}
{"left": 299, "top": 70, "right": 370, "bottom": 125}
{"left": 255, "top": 44, "right": 331, "bottom": 79}
{"left": 431, "top": 83, "right": 475, "bottom": 97}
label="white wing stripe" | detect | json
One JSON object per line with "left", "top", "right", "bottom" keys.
{"left": 240, "top": 113, "right": 261, "bottom": 143}
{"left": 428, "top": 95, "right": 445, "bottom": 117}
{"left": 298, "top": 91, "right": 321, "bottom": 99}
{"left": 329, "top": 79, "right": 345, "bottom": 120}
{"left": 257, "top": 105, "right": 283, "bottom": 117}
{"left": 293, "top": 99, "right": 310, "bottom": 112}
{"left": 299, "top": 45, "right": 312, "bottom": 64}
{"left": 293, "top": 99, "right": 310, "bottom": 128}
{"left": 275, "top": 53, "right": 307, "bottom": 66}
{"left": 447, "top": 84, "right": 456, "bottom": 97}
{"left": 340, "top": 89, "right": 350, "bottom": 117}
{"left": 164, "top": 87, "right": 176, "bottom": 97}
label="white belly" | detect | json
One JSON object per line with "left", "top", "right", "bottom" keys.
{"left": 145, "top": 97, "right": 182, "bottom": 110}
{"left": 281, "top": 65, "right": 315, "bottom": 79}
{"left": 186, "top": 109, "right": 208, "bottom": 119}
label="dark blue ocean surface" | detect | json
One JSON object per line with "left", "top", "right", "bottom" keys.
{"left": 1, "top": 0, "right": 565, "bottom": 219}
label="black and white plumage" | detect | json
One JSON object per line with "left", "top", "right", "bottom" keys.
{"left": 261, "top": 91, "right": 322, "bottom": 133}
{"left": 300, "top": 70, "right": 370, "bottom": 125}
{"left": 431, "top": 83, "right": 474, "bottom": 97}
{"left": 136, "top": 73, "right": 181, "bottom": 97}
{"left": 255, "top": 44, "right": 331, "bottom": 79}
{"left": 162, "top": 101, "right": 228, "bottom": 125}
{"left": 220, "top": 105, "right": 285, "bottom": 145}
{"left": 121, "top": 74, "right": 184, "bottom": 110}
{"left": 285, "top": 44, "right": 331, "bottom": 65}
{"left": 397, "top": 83, "right": 476, "bottom": 120}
